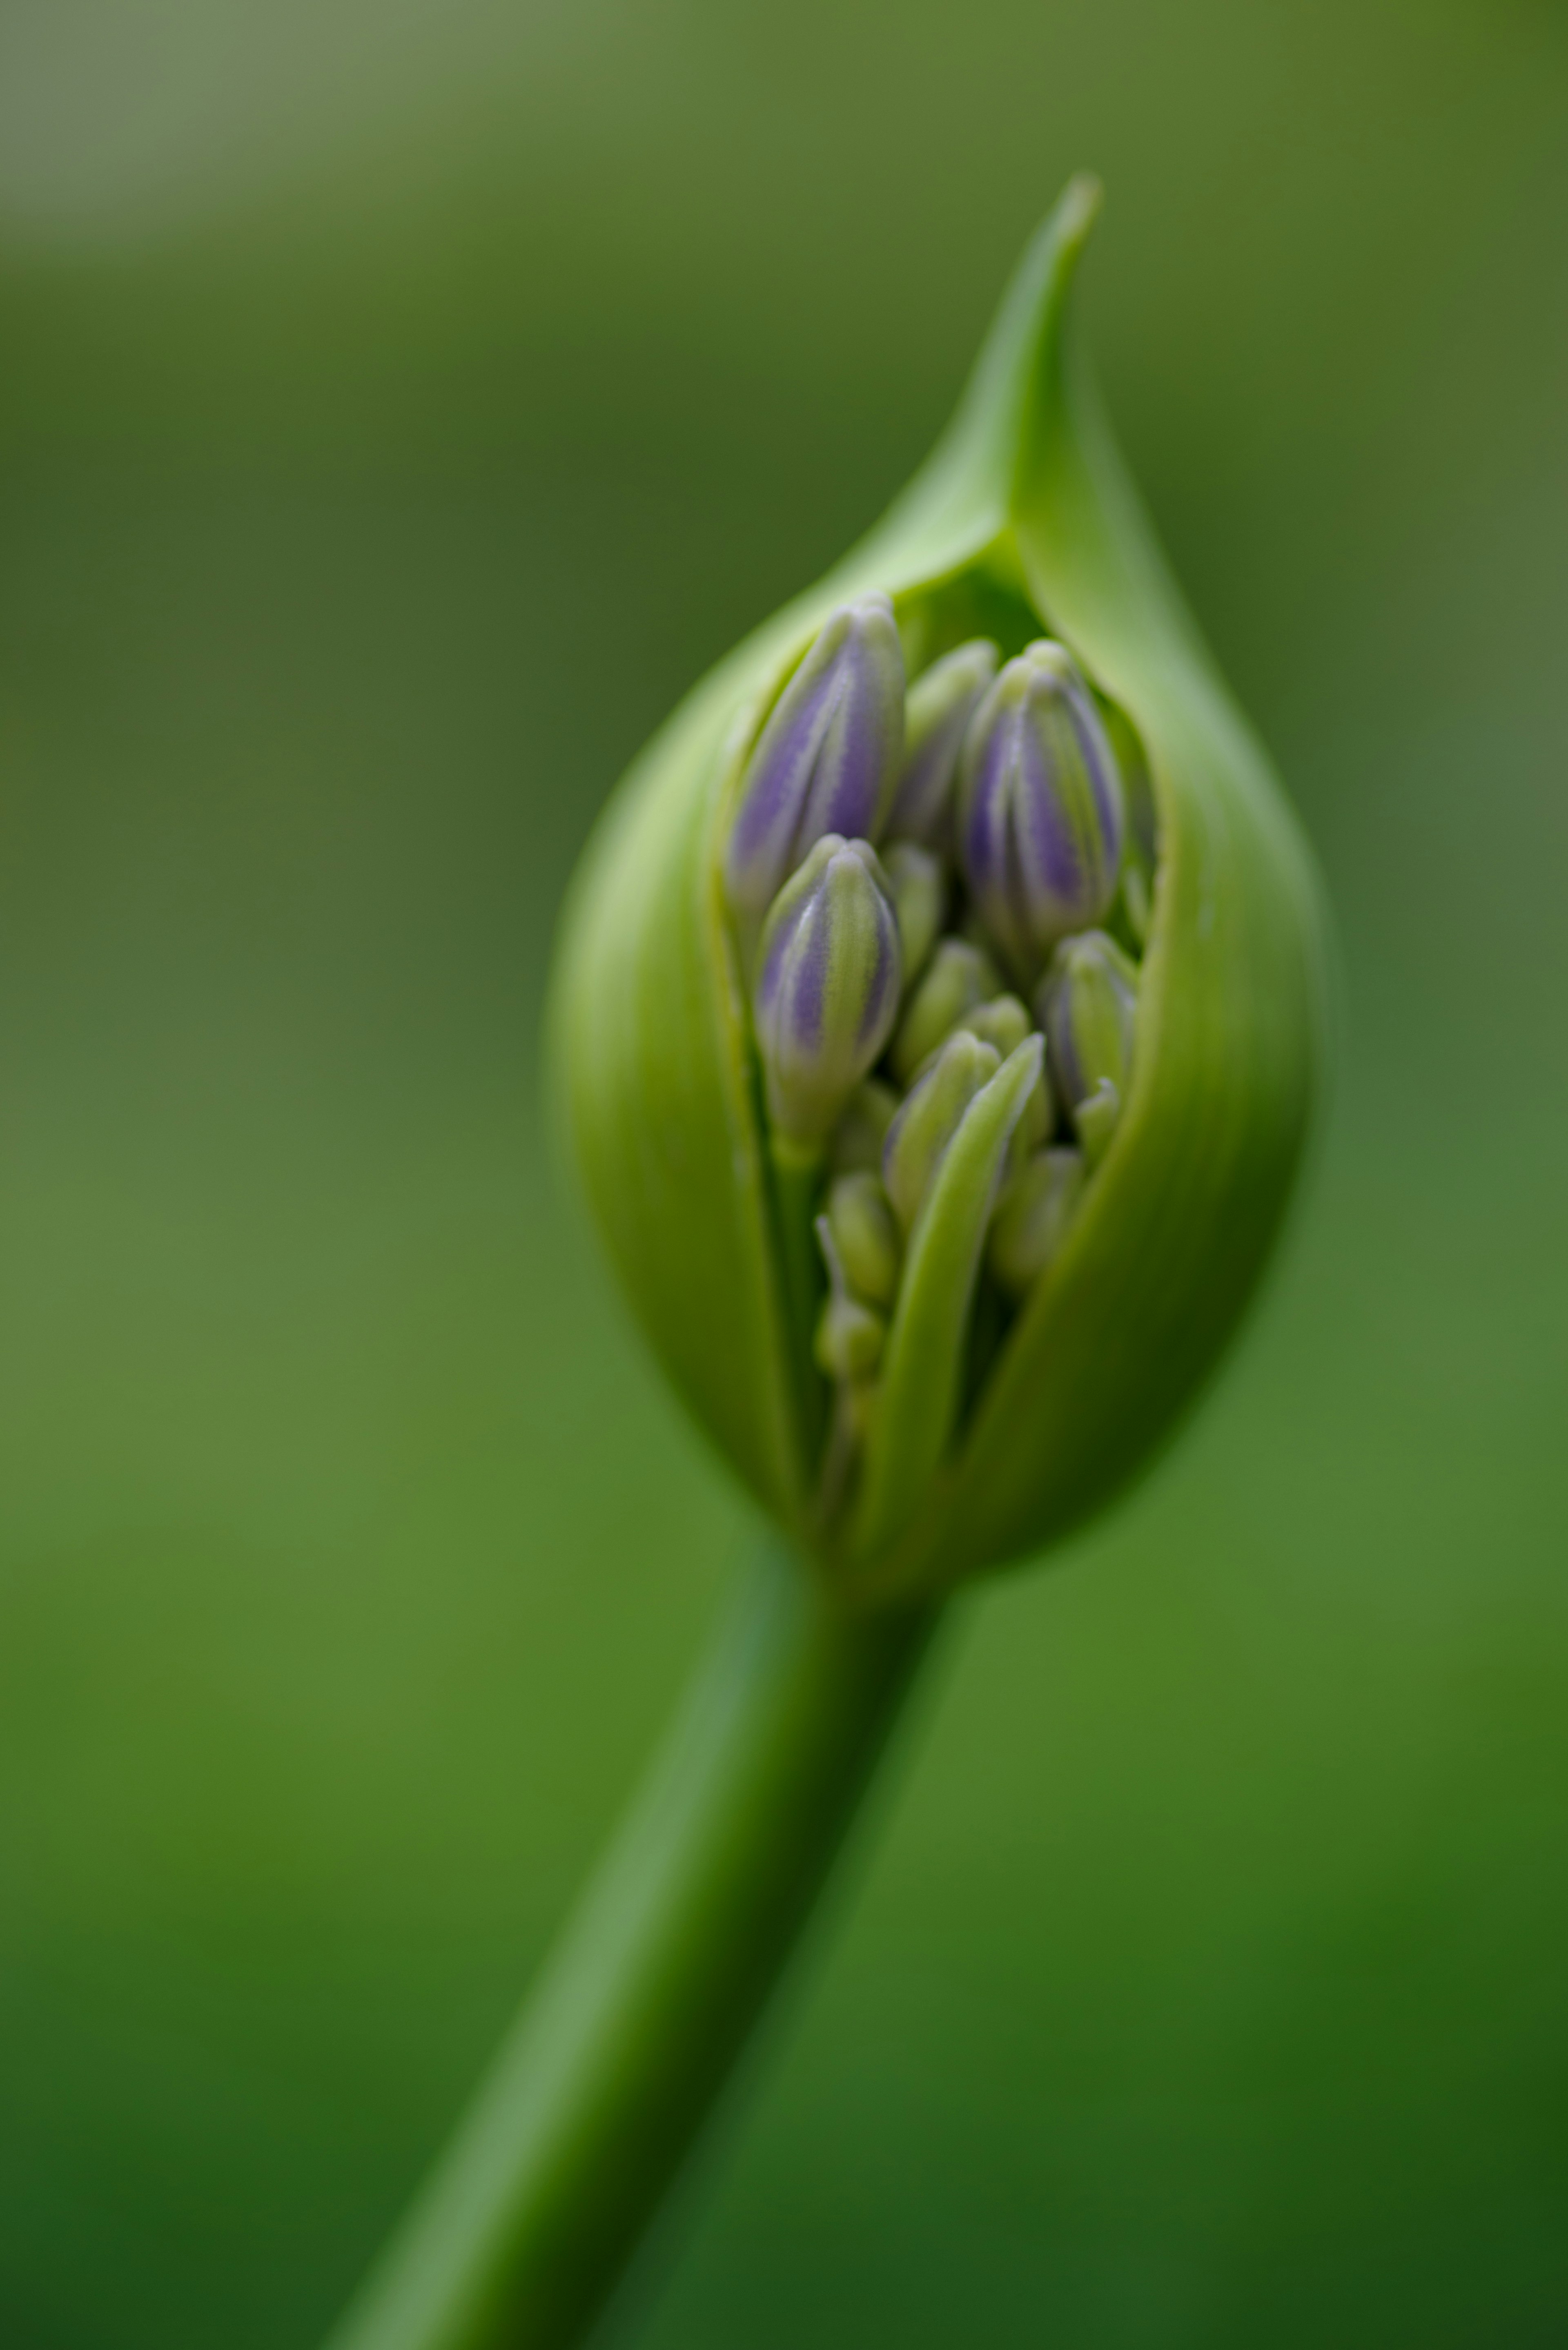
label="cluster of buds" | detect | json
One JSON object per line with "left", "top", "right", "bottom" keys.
{"left": 555, "top": 181, "right": 1325, "bottom": 1600}
{"left": 725, "top": 594, "right": 1152, "bottom": 1521}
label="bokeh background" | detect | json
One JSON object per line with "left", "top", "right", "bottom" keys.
{"left": 1, "top": 3, "right": 1566, "bottom": 2344}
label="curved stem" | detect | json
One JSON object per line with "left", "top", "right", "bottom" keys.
{"left": 324, "top": 1543, "right": 941, "bottom": 2350}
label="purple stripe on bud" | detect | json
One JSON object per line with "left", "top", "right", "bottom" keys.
{"left": 725, "top": 597, "right": 906, "bottom": 943}
{"left": 958, "top": 640, "right": 1125, "bottom": 982}
{"left": 753, "top": 836, "right": 903, "bottom": 1157}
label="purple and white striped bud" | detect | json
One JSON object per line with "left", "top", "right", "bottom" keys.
{"left": 958, "top": 639, "right": 1125, "bottom": 982}
{"left": 754, "top": 836, "right": 903, "bottom": 1160}
{"left": 1036, "top": 929, "right": 1139, "bottom": 1166}
{"left": 725, "top": 596, "right": 906, "bottom": 947}
{"left": 887, "top": 639, "right": 1000, "bottom": 846}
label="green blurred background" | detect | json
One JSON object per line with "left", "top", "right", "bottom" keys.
{"left": 1, "top": 2, "right": 1565, "bottom": 2343}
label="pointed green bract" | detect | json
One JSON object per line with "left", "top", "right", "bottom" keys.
{"left": 550, "top": 176, "right": 1326, "bottom": 1596}
{"left": 848, "top": 1036, "right": 1046, "bottom": 1568}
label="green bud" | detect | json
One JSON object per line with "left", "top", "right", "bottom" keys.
{"left": 812, "top": 1213, "right": 886, "bottom": 1385}
{"left": 882, "top": 1030, "right": 1000, "bottom": 1234}
{"left": 1036, "top": 928, "right": 1138, "bottom": 1163}
{"left": 951, "top": 992, "right": 1053, "bottom": 1174}
{"left": 552, "top": 176, "right": 1327, "bottom": 1597}
{"left": 825, "top": 1171, "right": 901, "bottom": 1307}
{"left": 890, "top": 936, "right": 1003, "bottom": 1086}
{"left": 960, "top": 991, "right": 1032, "bottom": 1061}
{"left": 813, "top": 1286, "right": 886, "bottom": 1385}
{"left": 881, "top": 840, "right": 947, "bottom": 983}
{"left": 830, "top": 1078, "right": 900, "bottom": 1174}
{"left": 887, "top": 639, "right": 1000, "bottom": 846}
{"left": 989, "top": 1147, "right": 1087, "bottom": 1295}
{"left": 1073, "top": 1079, "right": 1121, "bottom": 1167}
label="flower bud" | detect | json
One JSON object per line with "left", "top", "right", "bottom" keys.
{"left": 814, "top": 1282, "right": 886, "bottom": 1385}
{"left": 958, "top": 639, "right": 1125, "bottom": 982}
{"left": 989, "top": 1147, "right": 1086, "bottom": 1295}
{"left": 724, "top": 596, "right": 905, "bottom": 948}
{"left": 1036, "top": 928, "right": 1138, "bottom": 1163}
{"left": 882, "top": 1030, "right": 1000, "bottom": 1233}
{"left": 886, "top": 640, "right": 999, "bottom": 845}
{"left": 881, "top": 841, "right": 946, "bottom": 983}
{"left": 959, "top": 992, "right": 1031, "bottom": 1061}
{"left": 824, "top": 1171, "right": 901, "bottom": 1307}
{"left": 890, "top": 936, "right": 1003, "bottom": 1086}
{"left": 831, "top": 1078, "right": 900, "bottom": 1174}
{"left": 754, "top": 836, "right": 902, "bottom": 1159}
{"left": 944, "top": 993, "right": 1051, "bottom": 1171}
{"left": 554, "top": 178, "right": 1326, "bottom": 1597}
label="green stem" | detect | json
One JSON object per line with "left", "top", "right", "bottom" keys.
{"left": 324, "top": 1544, "right": 941, "bottom": 2350}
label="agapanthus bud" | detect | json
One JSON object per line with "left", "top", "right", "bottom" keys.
{"left": 754, "top": 836, "right": 902, "bottom": 1159}
{"left": 882, "top": 1030, "right": 1000, "bottom": 1233}
{"left": 1036, "top": 928, "right": 1138, "bottom": 1164}
{"left": 881, "top": 841, "right": 946, "bottom": 983}
{"left": 814, "top": 1281, "right": 886, "bottom": 1385}
{"left": 887, "top": 640, "right": 1000, "bottom": 845}
{"left": 960, "top": 992, "right": 1031, "bottom": 1061}
{"left": 724, "top": 596, "right": 905, "bottom": 946}
{"left": 555, "top": 179, "right": 1326, "bottom": 1598}
{"left": 825, "top": 1171, "right": 901, "bottom": 1307}
{"left": 958, "top": 639, "right": 1125, "bottom": 982}
{"left": 831, "top": 1077, "right": 900, "bottom": 1174}
{"left": 989, "top": 1146, "right": 1086, "bottom": 1295}
{"left": 890, "top": 936, "right": 1003, "bottom": 1086}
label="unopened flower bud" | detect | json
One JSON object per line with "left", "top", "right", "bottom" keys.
{"left": 958, "top": 639, "right": 1125, "bottom": 981}
{"left": 725, "top": 596, "right": 905, "bottom": 947}
{"left": 945, "top": 993, "right": 1050, "bottom": 1171}
{"left": 814, "top": 1288, "right": 886, "bottom": 1385}
{"left": 1036, "top": 929, "right": 1138, "bottom": 1164}
{"left": 825, "top": 1170, "right": 901, "bottom": 1307}
{"left": 959, "top": 992, "right": 1031, "bottom": 1060}
{"left": 887, "top": 639, "right": 999, "bottom": 845}
{"left": 881, "top": 841, "right": 946, "bottom": 983}
{"left": 882, "top": 1030, "right": 1000, "bottom": 1233}
{"left": 988, "top": 1147, "right": 1086, "bottom": 1295}
{"left": 890, "top": 936, "right": 1002, "bottom": 1086}
{"left": 813, "top": 1215, "right": 886, "bottom": 1382}
{"left": 831, "top": 1077, "right": 900, "bottom": 1174}
{"left": 755, "top": 836, "right": 902, "bottom": 1159}
{"left": 555, "top": 181, "right": 1327, "bottom": 1598}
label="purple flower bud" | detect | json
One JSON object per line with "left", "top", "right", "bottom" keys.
{"left": 886, "top": 639, "right": 999, "bottom": 845}
{"left": 958, "top": 639, "right": 1125, "bottom": 981}
{"left": 753, "top": 836, "right": 903, "bottom": 1159}
{"left": 725, "top": 597, "right": 906, "bottom": 945}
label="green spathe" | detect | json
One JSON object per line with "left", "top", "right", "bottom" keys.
{"left": 550, "top": 176, "right": 1327, "bottom": 1600}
